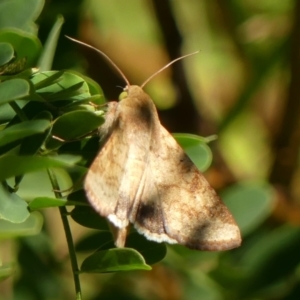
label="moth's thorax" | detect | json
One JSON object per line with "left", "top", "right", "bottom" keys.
{"left": 119, "top": 85, "right": 159, "bottom": 125}
{"left": 124, "top": 85, "right": 153, "bottom": 105}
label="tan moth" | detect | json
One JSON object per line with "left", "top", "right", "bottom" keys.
{"left": 67, "top": 37, "right": 241, "bottom": 251}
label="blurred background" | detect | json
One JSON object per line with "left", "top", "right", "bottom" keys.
{"left": 2, "top": 0, "right": 300, "bottom": 299}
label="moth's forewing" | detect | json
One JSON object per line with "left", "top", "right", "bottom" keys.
{"left": 84, "top": 86, "right": 155, "bottom": 228}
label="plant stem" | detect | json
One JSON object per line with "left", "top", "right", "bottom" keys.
{"left": 47, "top": 169, "right": 82, "bottom": 300}
{"left": 9, "top": 101, "right": 28, "bottom": 121}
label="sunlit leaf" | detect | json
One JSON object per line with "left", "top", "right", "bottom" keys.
{"left": 45, "top": 110, "right": 104, "bottom": 149}
{"left": 0, "top": 29, "right": 42, "bottom": 66}
{"left": 68, "top": 70, "right": 105, "bottom": 102}
{"left": 76, "top": 231, "right": 167, "bottom": 265}
{"left": 0, "top": 79, "right": 30, "bottom": 105}
{"left": 33, "top": 70, "right": 64, "bottom": 90}
{"left": 31, "top": 71, "right": 90, "bottom": 101}
{"left": 29, "top": 196, "right": 88, "bottom": 210}
{"left": 0, "top": 119, "right": 50, "bottom": 147}
{"left": 80, "top": 248, "right": 151, "bottom": 273}
{"left": 0, "top": 0, "right": 44, "bottom": 33}
{"left": 0, "top": 154, "right": 81, "bottom": 181}
{"left": 0, "top": 211, "right": 43, "bottom": 239}
{"left": 222, "top": 182, "right": 274, "bottom": 236}
{"left": 173, "top": 133, "right": 213, "bottom": 172}
{"left": 0, "top": 42, "right": 14, "bottom": 66}
{"left": 0, "top": 182, "right": 29, "bottom": 223}
{"left": 38, "top": 15, "right": 64, "bottom": 71}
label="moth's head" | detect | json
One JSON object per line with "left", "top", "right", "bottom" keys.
{"left": 118, "top": 85, "right": 146, "bottom": 102}
{"left": 118, "top": 85, "right": 130, "bottom": 101}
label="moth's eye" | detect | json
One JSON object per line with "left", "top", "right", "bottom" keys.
{"left": 119, "top": 91, "right": 128, "bottom": 100}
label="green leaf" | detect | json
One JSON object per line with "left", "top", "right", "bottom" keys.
{"left": 53, "top": 110, "right": 104, "bottom": 139}
{"left": 12, "top": 111, "right": 52, "bottom": 189}
{"left": 0, "top": 154, "right": 81, "bottom": 181}
{"left": 84, "top": 76, "right": 105, "bottom": 100}
{"left": 0, "top": 42, "right": 14, "bottom": 66}
{"left": 0, "top": 211, "right": 43, "bottom": 239}
{"left": 0, "top": 119, "right": 50, "bottom": 147}
{"left": 0, "top": 182, "right": 29, "bottom": 223}
{"left": 62, "top": 96, "right": 104, "bottom": 113}
{"left": 12, "top": 169, "right": 74, "bottom": 200}
{"left": 0, "top": 0, "right": 44, "bottom": 33}
{"left": 48, "top": 154, "right": 81, "bottom": 164}
{"left": 71, "top": 206, "right": 109, "bottom": 230}
{"left": 75, "top": 231, "right": 166, "bottom": 265}
{"left": 222, "top": 182, "right": 274, "bottom": 236}
{"left": 28, "top": 197, "right": 67, "bottom": 210}
{"left": 38, "top": 15, "right": 64, "bottom": 71}
{"left": 80, "top": 248, "right": 152, "bottom": 273}
{"left": 19, "top": 111, "right": 53, "bottom": 156}
{"left": 46, "top": 110, "right": 104, "bottom": 149}
{"left": 0, "top": 29, "right": 42, "bottom": 67}
{"left": 45, "top": 81, "right": 85, "bottom": 101}
{"left": 29, "top": 196, "right": 88, "bottom": 210}
{"left": 33, "top": 70, "right": 65, "bottom": 90}
{"left": 75, "top": 231, "right": 114, "bottom": 252}
{"left": 173, "top": 133, "right": 213, "bottom": 172}
{"left": 0, "top": 78, "right": 30, "bottom": 105}
{"left": 31, "top": 71, "right": 90, "bottom": 101}
{"left": 68, "top": 70, "right": 105, "bottom": 102}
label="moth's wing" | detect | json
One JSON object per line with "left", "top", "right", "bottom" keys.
{"left": 132, "top": 126, "right": 241, "bottom": 251}
{"left": 84, "top": 101, "right": 151, "bottom": 229}
{"left": 84, "top": 125, "right": 127, "bottom": 227}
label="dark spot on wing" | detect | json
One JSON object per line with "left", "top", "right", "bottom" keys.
{"left": 138, "top": 203, "right": 155, "bottom": 219}
{"left": 137, "top": 102, "right": 153, "bottom": 124}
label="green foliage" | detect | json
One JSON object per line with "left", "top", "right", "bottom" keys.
{"left": 0, "top": 211, "right": 43, "bottom": 239}
{"left": 0, "top": 42, "right": 14, "bottom": 66}
{"left": 0, "top": 79, "right": 30, "bottom": 104}
{"left": 0, "top": 30, "right": 42, "bottom": 68}
{"left": 222, "top": 183, "right": 274, "bottom": 236}
{"left": 80, "top": 248, "right": 152, "bottom": 273}
{"left": 0, "top": 0, "right": 44, "bottom": 33}
{"left": 0, "top": 181, "right": 29, "bottom": 222}
{"left": 0, "top": 119, "right": 50, "bottom": 147}
{"left": 173, "top": 133, "right": 214, "bottom": 172}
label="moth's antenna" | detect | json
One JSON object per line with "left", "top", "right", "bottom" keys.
{"left": 66, "top": 36, "right": 130, "bottom": 87}
{"left": 141, "top": 51, "right": 199, "bottom": 88}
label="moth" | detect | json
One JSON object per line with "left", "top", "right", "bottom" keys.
{"left": 68, "top": 37, "right": 241, "bottom": 251}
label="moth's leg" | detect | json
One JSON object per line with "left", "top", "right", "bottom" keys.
{"left": 107, "top": 221, "right": 129, "bottom": 248}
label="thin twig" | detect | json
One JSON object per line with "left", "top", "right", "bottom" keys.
{"left": 9, "top": 101, "right": 28, "bottom": 121}
{"left": 47, "top": 169, "right": 82, "bottom": 300}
